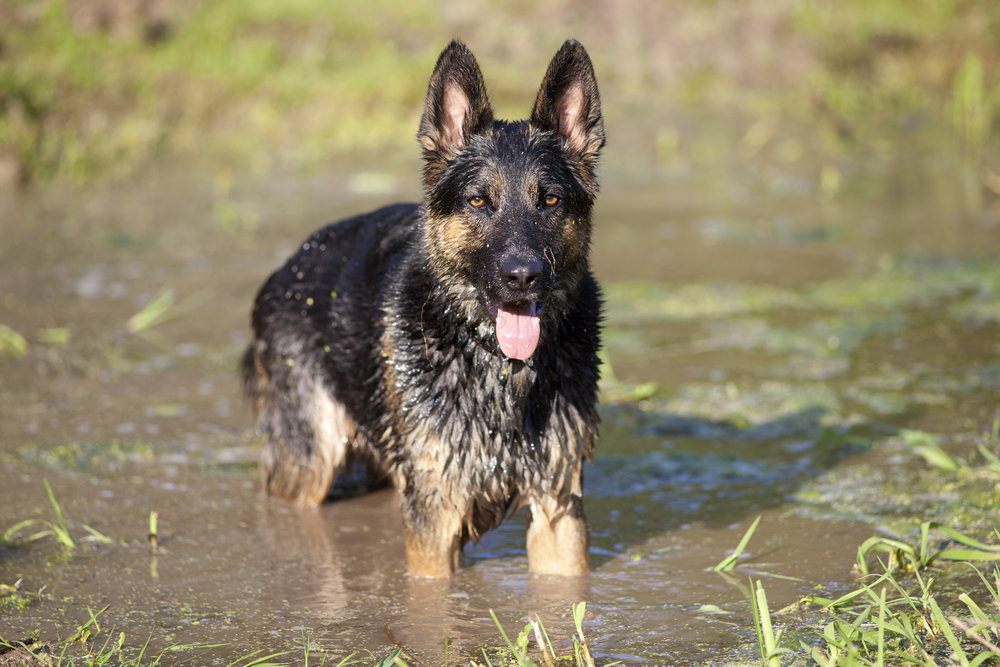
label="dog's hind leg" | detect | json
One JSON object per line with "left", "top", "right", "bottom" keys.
{"left": 247, "top": 345, "right": 353, "bottom": 506}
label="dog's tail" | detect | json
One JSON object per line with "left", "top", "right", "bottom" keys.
{"left": 239, "top": 343, "right": 265, "bottom": 415}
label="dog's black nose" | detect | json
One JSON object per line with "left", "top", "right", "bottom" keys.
{"left": 501, "top": 257, "right": 542, "bottom": 292}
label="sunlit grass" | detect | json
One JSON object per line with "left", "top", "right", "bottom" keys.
{"left": 1, "top": 478, "right": 109, "bottom": 550}
{"left": 0, "top": 323, "right": 28, "bottom": 359}
{"left": 734, "top": 518, "right": 1000, "bottom": 665}
{"left": 126, "top": 287, "right": 178, "bottom": 333}
{"left": 713, "top": 515, "right": 762, "bottom": 573}
{"left": 2, "top": 1, "right": 997, "bottom": 184}
{"left": 855, "top": 522, "right": 1000, "bottom": 577}
{"left": 900, "top": 421, "right": 1000, "bottom": 478}
{"left": 463, "top": 603, "right": 598, "bottom": 667}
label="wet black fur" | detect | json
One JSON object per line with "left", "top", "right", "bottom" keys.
{"left": 244, "top": 40, "right": 605, "bottom": 573}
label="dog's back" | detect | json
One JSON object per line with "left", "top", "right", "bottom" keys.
{"left": 243, "top": 204, "right": 418, "bottom": 501}
{"left": 245, "top": 40, "right": 604, "bottom": 576}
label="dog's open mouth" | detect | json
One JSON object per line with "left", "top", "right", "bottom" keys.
{"left": 493, "top": 300, "right": 541, "bottom": 361}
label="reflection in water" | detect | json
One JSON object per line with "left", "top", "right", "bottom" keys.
{"left": 249, "top": 487, "right": 595, "bottom": 661}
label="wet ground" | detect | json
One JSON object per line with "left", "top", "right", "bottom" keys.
{"left": 1, "top": 127, "right": 999, "bottom": 663}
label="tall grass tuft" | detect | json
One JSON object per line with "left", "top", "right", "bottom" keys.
{"left": 1, "top": 479, "right": 109, "bottom": 550}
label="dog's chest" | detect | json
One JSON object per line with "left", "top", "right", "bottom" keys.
{"left": 386, "top": 332, "right": 556, "bottom": 464}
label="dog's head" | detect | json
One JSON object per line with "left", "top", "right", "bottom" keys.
{"left": 417, "top": 40, "right": 605, "bottom": 361}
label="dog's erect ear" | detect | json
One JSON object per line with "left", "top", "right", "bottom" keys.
{"left": 531, "top": 40, "right": 605, "bottom": 161}
{"left": 418, "top": 41, "right": 493, "bottom": 158}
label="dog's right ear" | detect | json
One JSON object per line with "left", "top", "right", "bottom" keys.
{"left": 418, "top": 41, "right": 494, "bottom": 163}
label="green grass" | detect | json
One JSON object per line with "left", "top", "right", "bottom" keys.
{"left": 1, "top": 609, "right": 373, "bottom": 666}
{"left": 126, "top": 288, "right": 178, "bottom": 334}
{"left": 0, "top": 323, "right": 29, "bottom": 359}
{"left": 0, "top": 0, "right": 444, "bottom": 184}
{"left": 900, "top": 422, "right": 1000, "bottom": 479}
{"left": 750, "top": 579, "right": 786, "bottom": 667}
{"left": 0, "top": 579, "right": 32, "bottom": 611}
{"left": 1, "top": 478, "right": 110, "bottom": 550}
{"left": 855, "top": 522, "right": 1000, "bottom": 577}
{"left": 0, "top": 600, "right": 600, "bottom": 667}
{"left": 713, "top": 515, "right": 762, "bottom": 573}
{"left": 1, "top": 0, "right": 997, "bottom": 185}
{"left": 738, "top": 521, "right": 1000, "bottom": 665}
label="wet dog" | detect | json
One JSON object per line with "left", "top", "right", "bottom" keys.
{"left": 243, "top": 40, "right": 604, "bottom": 576}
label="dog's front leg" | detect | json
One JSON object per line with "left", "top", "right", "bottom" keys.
{"left": 399, "top": 477, "right": 464, "bottom": 577}
{"left": 526, "top": 490, "right": 590, "bottom": 576}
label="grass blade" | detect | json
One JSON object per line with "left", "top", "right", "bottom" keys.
{"left": 127, "top": 287, "right": 177, "bottom": 333}
{"left": 713, "top": 515, "right": 762, "bottom": 572}
{"left": 926, "top": 522, "right": 1000, "bottom": 553}
{"left": 901, "top": 429, "right": 959, "bottom": 471}
{"left": 43, "top": 478, "right": 74, "bottom": 548}
{"left": 856, "top": 535, "right": 915, "bottom": 575}
{"left": 876, "top": 586, "right": 886, "bottom": 667}
{"left": 529, "top": 616, "right": 556, "bottom": 667}
{"left": 571, "top": 602, "right": 596, "bottom": 667}
{"left": 488, "top": 609, "right": 535, "bottom": 666}
{"left": 149, "top": 510, "right": 159, "bottom": 553}
{"left": 2, "top": 519, "right": 43, "bottom": 543}
{"left": 928, "top": 597, "right": 969, "bottom": 667}
{"left": 937, "top": 548, "right": 1000, "bottom": 563}
{"left": 0, "top": 324, "right": 28, "bottom": 358}
{"left": 82, "top": 524, "right": 112, "bottom": 544}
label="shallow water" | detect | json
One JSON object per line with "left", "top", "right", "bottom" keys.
{"left": 1, "top": 128, "right": 998, "bottom": 663}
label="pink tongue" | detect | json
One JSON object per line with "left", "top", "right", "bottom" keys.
{"left": 495, "top": 301, "right": 540, "bottom": 360}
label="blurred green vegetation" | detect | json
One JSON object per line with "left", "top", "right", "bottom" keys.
{"left": 0, "top": 0, "right": 997, "bottom": 185}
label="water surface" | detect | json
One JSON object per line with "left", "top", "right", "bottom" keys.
{"left": 1, "top": 130, "right": 998, "bottom": 663}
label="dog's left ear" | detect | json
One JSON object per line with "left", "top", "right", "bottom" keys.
{"left": 531, "top": 40, "right": 605, "bottom": 163}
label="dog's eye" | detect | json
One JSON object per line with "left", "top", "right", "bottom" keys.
{"left": 468, "top": 196, "right": 486, "bottom": 209}
{"left": 543, "top": 194, "right": 560, "bottom": 207}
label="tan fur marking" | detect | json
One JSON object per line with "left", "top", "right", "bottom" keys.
{"left": 404, "top": 511, "right": 463, "bottom": 577}
{"left": 427, "top": 213, "right": 476, "bottom": 274}
{"left": 399, "top": 429, "right": 471, "bottom": 576}
{"left": 380, "top": 331, "right": 405, "bottom": 424}
{"left": 261, "top": 377, "right": 354, "bottom": 506}
{"left": 525, "top": 460, "right": 589, "bottom": 575}
{"left": 560, "top": 217, "right": 586, "bottom": 266}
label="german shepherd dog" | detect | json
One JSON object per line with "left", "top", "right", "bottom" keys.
{"left": 243, "top": 40, "right": 604, "bottom": 576}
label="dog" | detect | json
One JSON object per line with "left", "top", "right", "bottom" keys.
{"left": 243, "top": 39, "right": 605, "bottom": 576}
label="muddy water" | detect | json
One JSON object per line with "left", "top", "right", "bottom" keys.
{"left": 1, "top": 132, "right": 999, "bottom": 664}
